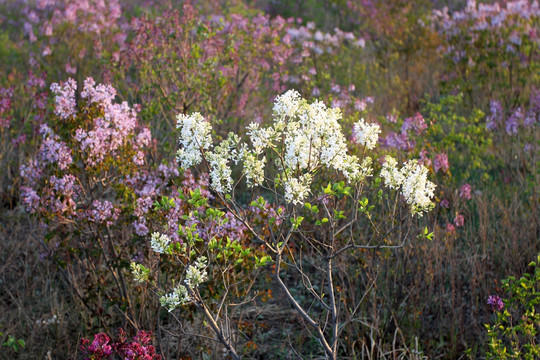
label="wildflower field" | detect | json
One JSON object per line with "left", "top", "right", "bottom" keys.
{"left": 0, "top": 0, "right": 539, "bottom": 359}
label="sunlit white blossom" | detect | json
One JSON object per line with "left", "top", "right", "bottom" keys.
{"left": 160, "top": 284, "right": 190, "bottom": 312}
{"left": 206, "top": 134, "right": 239, "bottom": 193}
{"left": 176, "top": 112, "right": 213, "bottom": 168}
{"left": 400, "top": 160, "right": 436, "bottom": 216}
{"left": 353, "top": 118, "right": 380, "bottom": 150}
{"left": 130, "top": 262, "right": 149, "bottom": 283}
{"left": 241, "top": 149, "right": 266, "bottom": 187}
{"left": 273, "top": 89, "right": 302, "bottom": 121}
{"left": 150, "top": 232, "right": 171, "bottom": 254}
{"left": 380, "top": 156, "right": 404, "bottom": 189}
{"left": 247, "top": 122, "right": 275, "bottom": 154}
{"left": 185, "top": 257, "right": 208, "bottom": 288}
{"left": 284, "top": 174, "right": 312, "bottom": 205}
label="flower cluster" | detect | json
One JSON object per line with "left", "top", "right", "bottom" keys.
{"left": 487, "top": 295, "right": 504, "bottom": 312}
{"left": 80, "top": 329, "right": 161, "bottom": 360}
{"left": 459, "top": 183, "right": 472, "bottom": 200}
{"left": 80, "top": 333, "right": 113, "bottom": 359}
{"left": 160, "top": 284, "right": 190, "bottom": 312}
{"left": 20, "top": 78, "right": 151, "bottom": 226}
{"left": 383, "top": 113, "right": 428, "bottom": 151}
{"left": 353, "top": 118, "right": 381, "bottom": 150}
{"left": 158, "top": 257, "right": 208, "bottom": 312}
{"left": 177, "top": 90, "right": 379, "bottom": 205}
{"left": 0, "top": 87, "right": 14, "bottom": 129}
{"left": 75, "top": 78, "right": 148, "bottom": 166}
{"left": 150, "top": 232, "right": 171, "bottom": 254}
{"left": 434, "top": 153, "right": 450, "bottom": 174}
{"left": 176, "top": 113, "right": 212, "bottom": 169}
{"left": 381, "top": 156, "right": 436, "bottom": 216}
{"left": 130, "top": 262, "right": 149, "bottom": 283}
{"left": 433, "top": 0, "right": 539, "bottom": 53}
{"left": 50, "top": 79, "right": 76, "bottom": 119}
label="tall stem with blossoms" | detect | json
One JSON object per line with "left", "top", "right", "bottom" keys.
{"left": 148, "top": 90, "right": 436, "bottom": 359}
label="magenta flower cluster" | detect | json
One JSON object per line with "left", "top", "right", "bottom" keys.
{"left": 80, "top": 329, "right": 161, "bottom": 360}
{"left": 487, "top": 295, "right": 504, "bottom": 312}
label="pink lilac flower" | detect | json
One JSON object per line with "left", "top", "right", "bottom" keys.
{"left": 0, "top": 87, "right": 13, "bottom": 129}
{"left": 386, "top": 113, "right": 398, "bottom": 123}
{"left": 419, "top": 149, "right": 432, "bottom": 167}
{"left": 446, "top": 222, "right": 456, "bottom": 233}
{"left": 433, "top": 153, "right": 449, "bottom": 173}
{"left": 354, "top": 99, "right": 367, "bottom": 112}
{"left": 487, "top": 295, "right": 504, "bottom": 311}
{"left": 459, "top": 183, "right": 472, "bottom": 200}
{"left": 454, "top": 214, "right": 465, "bottom": 227}
{"left": 74, "top": 77, "right": 146, "bottom": 166}
{"left": 50, "top": 78, "right": 77, "bottom": 119}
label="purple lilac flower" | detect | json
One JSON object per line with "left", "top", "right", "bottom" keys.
{"left": 401, "top": 113, "right": 427, "bottom": 135}
{"left": 486, "top": 100, "right": 503, "bottom": 131}
{"left": 133, "top": 221, "right": 149, "bottom": 236}
{"left": 487, "top": 295, "right": 504, "bottom": 311}
{"left": 440, "top": 199, "right": 450, "bottom": 209}
{"left": 505, "top": 108, "right": 523, "bottom": 135}
{"left": 383, "top": 131, "right": 413, "bottom": 150}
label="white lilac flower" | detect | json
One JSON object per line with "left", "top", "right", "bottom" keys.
{"left": 273, "top": 89, "right": 302, "bottom": 121}
{"left": 247, "top": 123, "right": 276, "bottom": 154}
{"left": 282, "top": 99, "right": 346, "bottom": 172}
{"left": 241, "top": 149, "right": 266, "bottom": 187}
{"left": 380, "top": 156, "right": 404, "bottom": 189}
{"left": 176, "top": 112, "right": 213, "bottom": 168}
{"left": 335, "top": 155, "right": 373, "bottom": 183}
{"left": 150, "top": 232, "right": 171, "bottom": 254}
{"left": 353, "top": 118, "right": 380, "bottom": 150}
{"left": 130, "top": 262, "right": 149, "bottom": 283}
{"left": 160, "top": 284, "right": 190, "bottom": 312}
{"left": 400, "top": 160, "right": 436, "bottom": 216}
{"left": 185, "top": 257, "right": 208, "bottom": 288}
{"left": 381, "top": 157, "right": 435, "bottom": 216}
{"left": 206, "top": 134, "right": 239, "bottom": 193}
{"left": 283, "top": 174, "right": 312, "bottom": 205}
